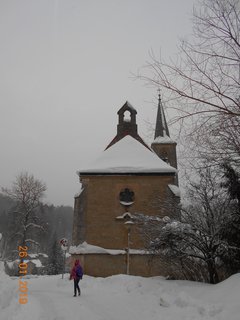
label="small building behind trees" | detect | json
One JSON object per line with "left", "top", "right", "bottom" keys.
{"left": 70, "top": 97, "right": 180, "bottom": 277}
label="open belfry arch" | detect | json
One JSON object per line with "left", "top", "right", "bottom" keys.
{"left": 70, "top": 97, "right": 180, "bottom": 277}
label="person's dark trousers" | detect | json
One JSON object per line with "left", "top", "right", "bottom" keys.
{"left": 74, "top": 277, "right": 81, "bottom": 296}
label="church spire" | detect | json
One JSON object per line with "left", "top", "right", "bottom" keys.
{"left": 151, "top": 91, "right": 178, "bottom": 181}
{"left": 154, "top": 92, "right": 170, "bottom": 139}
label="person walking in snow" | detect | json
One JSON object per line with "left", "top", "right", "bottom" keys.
{"left": 69, "top": 259, "right": 83, "bottom": 297}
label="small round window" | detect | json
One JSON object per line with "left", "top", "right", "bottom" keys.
{"left": 119, "top": 188, "right": 134, "bottom": 203}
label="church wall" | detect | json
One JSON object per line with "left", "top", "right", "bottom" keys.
{"left": 78, "top": 174, "right": 176, "bottom": 250}
{"left": 151, "top": 143, "right": 177, "bottom": 170}
{"left": 72, "top": 189, "right": 87, "bottom": 245}
{"left": 151, "top": 143, "right": 178, "bottom": 185}
{"left": 70, "top": 253, "right": 174, "bottom": 278}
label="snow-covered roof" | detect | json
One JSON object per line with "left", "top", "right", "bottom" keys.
{"left": 38, "top": 253, "right": 48, "bottom": 258}
{"left": 25, "top": 259, "right": 42, "bottom": 268}
{"left": 118, "top": 101, "right": 137, "bottom": 113}
{"left": 152, "top": 133, "right": 176, "bottom": 144}
{"left": 79, "top": 136, "right": 177, "bottom": 175}
{"left": 6, "top": 260, "right": 19, "bottom": 269}
{"left": 75, "top": 187, "right": 84, "bottom": 198}
{"left": 69, "top": 242, "right": 147, "bottom": 255}
{"left": 28, "top": 253, "right": 48, "bottom": 259}
{"left": 70, "top": 242, "right": 125, "bottom": 255}
{"left": 125, "top": 101, "right": 137, "bottom": 112}
{"left": 28, "top": 253, "right": 38, "bottom": 258}
{"left": 168, "top": 184, "right": 181, "bottom": 197}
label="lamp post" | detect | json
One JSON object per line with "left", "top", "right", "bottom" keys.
{"left": 60, "top": 238, "right": 68, "bottom": 279}
{"left": 124, "top": 220, "right": 134, "bottom": 275}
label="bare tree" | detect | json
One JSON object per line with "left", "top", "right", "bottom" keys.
{"left": 139, "top": 0, "right": 240, "bottom": 167}
{"left": 135, "top": 2, "right": 240, "bottom": 282}
{"left": 141, "top": 0, "right": 240, "bottom": 120}
{"left": 2, "top": 172, "right": 46, "bottom": 254}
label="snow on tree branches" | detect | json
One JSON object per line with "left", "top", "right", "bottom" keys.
{"left": 1, "top": 172, "right": 46, "bottom": 254}
{"left": 134, "top": 168, "right": 239, "bottom": 284}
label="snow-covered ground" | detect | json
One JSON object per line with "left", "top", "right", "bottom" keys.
{"left": 0, "top": 261, "right": 239, "bottom": 320}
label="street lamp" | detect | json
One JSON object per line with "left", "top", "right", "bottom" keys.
{"left": 60, "top": 238, "right": 68, "bottom": 279}
{"left": 117, "top": 187, "right": 135, "bottom": 275}
{"left": 124, "top": 220, "right": 134, "bottom": 275}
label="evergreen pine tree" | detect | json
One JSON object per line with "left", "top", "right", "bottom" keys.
{"left": 222, "top": 163, "right": 240, "bottom": 211}
{"left": 221, "top": 163, "right": 240, "bottom": 272}
{"left": 47, "top": 237, "right": 64, "bottom": 275}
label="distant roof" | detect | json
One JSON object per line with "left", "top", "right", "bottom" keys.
{"left": 79, "top": 136, "right": 177, "bottom": 175}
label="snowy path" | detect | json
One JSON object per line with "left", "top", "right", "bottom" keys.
{"left": 1, "top": 264, "right": 240, "bottom": 320}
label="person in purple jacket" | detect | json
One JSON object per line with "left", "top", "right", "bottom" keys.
{"left": 70, "top": 259, "right": 83, "bottom": 297}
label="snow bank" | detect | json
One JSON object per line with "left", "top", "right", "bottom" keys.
{"left": 0, "top": 261, "right": 19, "bottom": 318}
{"left": 1, "top": 255, "right": 240, "bottom": 320}
{"left": 1, "top": 270, "right": 240, "bottom": 320}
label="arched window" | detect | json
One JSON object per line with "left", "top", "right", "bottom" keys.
{"left": 123, "top": 110, "right": 131, "bottom": 122}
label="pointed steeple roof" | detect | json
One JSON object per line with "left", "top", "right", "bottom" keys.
{"left": 152, "top": 93, "right": 176, "bottom": 144}
{"left": 154, "top": 93, "right": 170, "bottom": 139}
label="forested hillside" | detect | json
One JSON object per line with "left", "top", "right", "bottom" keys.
{"left": 0, "top": 193, "right": 73, "bottom": 259}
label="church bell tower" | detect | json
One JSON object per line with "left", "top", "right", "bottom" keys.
{"left": 151, "top": 93, "right": 178, "bottom": 184}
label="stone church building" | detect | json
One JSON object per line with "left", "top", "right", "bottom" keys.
{"left": 70, "top": 95, "right": 180, "bottom": 277}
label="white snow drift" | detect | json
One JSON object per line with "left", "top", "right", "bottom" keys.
{"left": 0, "top": 261, "right": 239, "bottom": 320}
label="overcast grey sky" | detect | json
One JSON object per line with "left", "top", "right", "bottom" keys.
{"left": 0, "top": 0, "right": 196, "bottom": 206}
